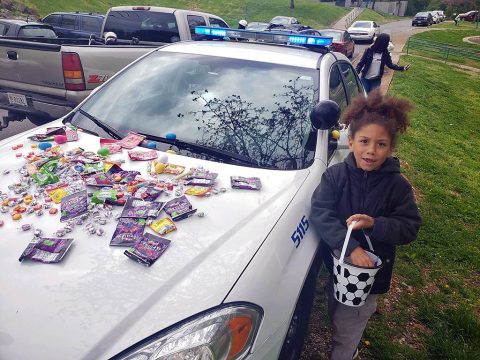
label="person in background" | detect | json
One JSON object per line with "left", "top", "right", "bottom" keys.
{"left": 454, "top": 14, "right": 460, "bottom": 26}
{"left": 238, "top": 19, "right": 248, "bottom": 30}
{"left": 356, "top": 33, "right": 410, "bottom": 94}
{"left": 310, "top": 90, "right": 422, "bottom": 360}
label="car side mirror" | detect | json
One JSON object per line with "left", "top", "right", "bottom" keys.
{"left": 310, "top": 100, "right": 340, "bottom": 130}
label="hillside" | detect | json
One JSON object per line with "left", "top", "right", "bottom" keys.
{"left": 16, "top": 0, "right": 348, "bottom": 29}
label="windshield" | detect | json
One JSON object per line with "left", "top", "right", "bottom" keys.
{"left": 271, "top": 17, "right": 291, "bottom": 25}
{"left": 319, "top": 31, "right": 342, "bottom": 41}
{"left": 103, "top": 11, "right": 180, "bottom": 43}
{"left": 18, "top": 26, "right": 57, "bottom": 38}
{"left": 351, "top": 22, "right": 372, "bottom": 28}
{"left": 72, "top": 51, "right": 318, "bottom": 170}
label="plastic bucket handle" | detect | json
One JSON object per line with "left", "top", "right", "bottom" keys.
{"left": 338, "top": 221, "right": 374, "bottom": 264}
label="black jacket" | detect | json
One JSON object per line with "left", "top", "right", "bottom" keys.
{"left": 310, "top": 153, "right": 422, "bottom": 294}
{"left": 356, "top": 47, "right": 405, "bottom": 79}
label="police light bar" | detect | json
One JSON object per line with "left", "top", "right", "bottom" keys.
{"left": 195, "top": 27, "right": 333, "bottom": 48}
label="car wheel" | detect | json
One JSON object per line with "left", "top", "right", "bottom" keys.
{"left": 278, "top": 256, "right": 320, "bottom": 360}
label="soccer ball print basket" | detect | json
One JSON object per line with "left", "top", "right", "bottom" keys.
{"left": 332, "top": 221, "right": 383, "bottom": 307}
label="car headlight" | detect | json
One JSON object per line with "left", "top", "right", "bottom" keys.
{"left": 115, "top": 303, "right": 263, "bottom": 360}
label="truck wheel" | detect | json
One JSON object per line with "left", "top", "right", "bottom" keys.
{"left": 278, "top": 258, "right": 320, "bottom": 360}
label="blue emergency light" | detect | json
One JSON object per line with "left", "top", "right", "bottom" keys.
{"left": 194, "top": 26, "right": 333, "bottom": 48}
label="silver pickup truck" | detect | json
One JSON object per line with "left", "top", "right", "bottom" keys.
{"left": 0, "top": 6, "right": 229, "bottom": 120}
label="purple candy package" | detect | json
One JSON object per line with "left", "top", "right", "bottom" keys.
{"left": 60, "top": 190, "right": 88, "bottom": 221}
{"left": 133, "top": 186, "right": 162, "bottom": 201}
{"left": 124, "top": 233, "right": 170, "bottom": 267}
{"left": 19, "top": 237, "right": 74, "bottom": 263}
{"left": 110, "top": 218, "right": 146, "bottom": 247}
{"left": 120, "top": 197, "right": 163, "bottom": 219}
{"left": 163, "top": 195, "right": 197, "bottom": 221}
{"left": 84, "top": 173, "right": 114, "bottom": 187}
{"left": 231, "top": 176, "right": 262, "bottom": 190}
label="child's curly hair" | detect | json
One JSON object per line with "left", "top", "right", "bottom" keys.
{"left": 341, "top": 90, "right": 414, "bottom": 148}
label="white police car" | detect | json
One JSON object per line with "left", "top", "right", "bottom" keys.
{"left": 0, "top": 28, "right": 364, "bottom": 359}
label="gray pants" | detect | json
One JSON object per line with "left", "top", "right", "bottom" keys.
{"left": 328, "top": 279, "right": 377, "bottom": 360}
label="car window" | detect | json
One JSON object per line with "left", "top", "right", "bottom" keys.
{"left": 319, "top": 31, "right": 342, "bottom": 41}
{"left": 43, "top": 14, "right": 61, "bottom": 26}
{"left": 209, "top": 17, "right": 228, "bottom": 28}
{"left": 73, "top": 52, "right": 319, "bottom": 170}
{"left": 0, "top": 23, "right": 6, "bottom": 36}
{"left": 338, "top": 62, "right": 361, "bottom": 102}
{"left": 345, "top": 32, "right": 352, "bottom": 42}
{"left": 17, "top": 25, "right": 57, "bottom": 38}
{"left": 329, "top": 64, "right": 348, "bottom": 111}
{"left": 188, "top": 15, "right": 207, "bottom": 38}
{"left": 82, "top": 16, "right": 102, "bottom": 33}
{"left": 103, "top": 11, "right": 180, "bottom": 43}
{"left": 62, "top": 15, "right": 76, "bottom": 29}
{"left": 351, "top": 21, "right": 372, "bottom": 28}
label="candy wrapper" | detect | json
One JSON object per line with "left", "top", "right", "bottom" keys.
{"left": 91, "top": 188, "right": 117, "bottom": 204}
{"left": 184, "top": 186, "right": 211, "bottom": 197}
{"left": 150, "top": 217, "right": 177, "bottom": 236}
{"left": 185, "top": 178, "right": 215, "bottom": 187}
{"left": 124, "top": 233, "right": 170, "bottom": 267}
{"left": 111, "top": 170, "right": 141, "bottom": 183}
{"left": 83, "top": 162, "right": 104, "bottom": 175}
{"left": 128, "top": 150, "right": 158, "bottom": 161}
{"left": 163, "top": 164, "right": 185, "bottom": 175}
{"left": 120, "top": 197, "right": 163, "bottom": 219}
{"left": 19, "top": 237, "right": 73, "bottom": 263}
{"left": 46, "top": 184, "right": 69, "bottom": 204}
{"left": 187, "top": 169, "right": 218, "bottom": 180}
{"left": 65, "top": 129, "right": 78, "bottom": 142}
{"left": 32, "top": 170, "right": 58, "bottom": 186}
{"left": 27, "top": 127, "right": 65, "bottom": 142}
{"left": 110, "top": 218, "right": 146, "bottom": 247}
{"left": 60, "top": 190, "right": 88, "bottom": 221}
{"left": 231, "top": 176, "right": 262, "bottom": 190}
{"left": 118, "top": 132, "right": 146, "bottom": 150}
{"left": 133, "top": 186, "right": 162, "bottom": 201}
{"left": 163, "top": 195, "right": 197, "bottom": 221}
{"left": 84, "top": 173, "right": 113, "bottom": 187}
{"left": 100, "top": 138, "right": 123, "bottom": 154}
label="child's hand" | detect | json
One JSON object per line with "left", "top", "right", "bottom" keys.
{"left": 350, "top": 246, "right": 375, "bottom": 268}
{"left": 346, "top": 214, "right": 374, "bottom": 230}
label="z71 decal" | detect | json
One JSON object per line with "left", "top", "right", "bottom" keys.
{"left": 87, "top": 74, "right": 109, "bottom": 83}
{"left": 290, "top": 215, "right": 309, "bottom": 248}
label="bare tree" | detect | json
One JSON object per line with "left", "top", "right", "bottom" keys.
{"left": 290, "top": 0, "right": 295, "bottom": 9}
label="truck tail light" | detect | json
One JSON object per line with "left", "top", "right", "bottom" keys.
{"left": 62, "top": 52, "right": 85, "bottom": 91}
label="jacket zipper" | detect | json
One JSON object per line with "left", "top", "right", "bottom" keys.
{"left": 361, "top": 171, "right": 368, "bottom": 212}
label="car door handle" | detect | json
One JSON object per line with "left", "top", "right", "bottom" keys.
{"left": 7, "top": 51, "right": 18, "bottom": 60}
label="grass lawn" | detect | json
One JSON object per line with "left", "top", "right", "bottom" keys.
{"left": 355, "top": 8, "right": 405, "bottom": 24}
{"left": 25, "top": 0, "right": 348, "bottom": 29}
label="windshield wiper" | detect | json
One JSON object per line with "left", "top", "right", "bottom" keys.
{"left": 77, "top": 109, "right": 123, "bottom": 140}
{"left": 138, "top": 133, "right": 260, "bottom": 167}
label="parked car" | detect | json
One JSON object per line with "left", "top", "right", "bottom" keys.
{"left": 429, "top": 11, "right": 440, "bottom": 24}
{"left": 245, "top": 21, "right": 269, "bottom": 31}
{"left": 41, "top": 12, "right": 105, "bottom": 38}
{"left": 458, "top": 10, "right": 479, "bottom": 22}
{"left": 412, "top": 12, "right": 434, "bottom": 26}
{"left": 347, "top": 21, "right": 380, "bottom": 43}
{"left": 269, "top": 16, "right": 300, "bottom": 26}
{"left": 433, "top": 10, "right": 446, "bottom": 22}
{"left": 0, "top": 27, "right": 362, "bottom": 360}
{"left": 318, "top": 28, "right": 355, "bottom": 58}
{"left": 0, "top": 6, "right": 229, "bottom": 120}
{"left": 0, "top": 19, "right": 57, "bottom": 38}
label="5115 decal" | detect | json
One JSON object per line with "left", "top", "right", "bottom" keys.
{"left": 290, "top": 215, "right": 309, "bottom": 248}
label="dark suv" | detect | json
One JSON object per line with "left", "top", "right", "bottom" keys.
{"left": 412, "top": 12, "right": 433, "bottom": 26}
{"left": 41, "top": 12, "right": 105, "bottom": 38}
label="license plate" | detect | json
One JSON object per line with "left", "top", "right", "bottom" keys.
{"left": 7, "top": 93, "right": 28, "bottom": 107}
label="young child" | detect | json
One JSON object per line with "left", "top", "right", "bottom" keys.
{"left": 310, "top": 90, "right": 422, "bottom": 360}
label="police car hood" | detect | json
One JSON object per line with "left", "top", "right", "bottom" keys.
{"left": 0, "top": 121, "right": 310, "bottom": 359}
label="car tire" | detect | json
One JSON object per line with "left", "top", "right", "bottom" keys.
{"left": 278, "top": 256, "right": 320, "bottom": 360}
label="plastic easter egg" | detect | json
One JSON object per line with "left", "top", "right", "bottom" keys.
{"left": 154, "top": 162, "right": 166, "bottom": 174}
{"left": 165, "top": 133, "right": 176, "bottom": 140}
{"left": 166, "top": 149, "right": 176, "bottom": 155}
{"left": 97, "top": 147, "right": 110, "bottom": 157}
{"left": 54, "top": 135, "right": 68, "bottom": 144}
{"left": 38, "top": 142, "right": 52, "bottom": 150}
{"left": 145, "top": 141, "right": 157, "bottom": 149}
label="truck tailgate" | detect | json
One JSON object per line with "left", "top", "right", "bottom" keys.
{"left": 0, "top": 39, "right": 65, "bottom": 90}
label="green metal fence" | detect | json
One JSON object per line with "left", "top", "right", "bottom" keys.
{"left": 406, "top": 37, "right": 480, "bottom": 64}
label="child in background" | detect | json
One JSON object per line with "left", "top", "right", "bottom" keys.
{"left": 310, "top": 90, "right": 422, "bottom": 360}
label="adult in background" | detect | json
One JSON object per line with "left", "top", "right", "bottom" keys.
{"left": 356, "top": 33, "right": 410, "bottom": 93}
{"left": 238, "top": 19, "right": 248, "bottom": 30}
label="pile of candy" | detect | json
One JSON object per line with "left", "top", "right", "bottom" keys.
{"left": 2, "top": 125, "right": 262, "bottom": 267}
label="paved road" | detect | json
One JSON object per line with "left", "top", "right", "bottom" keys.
{"left": 353, "top": 19, "right": 430, "bottom": 61}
